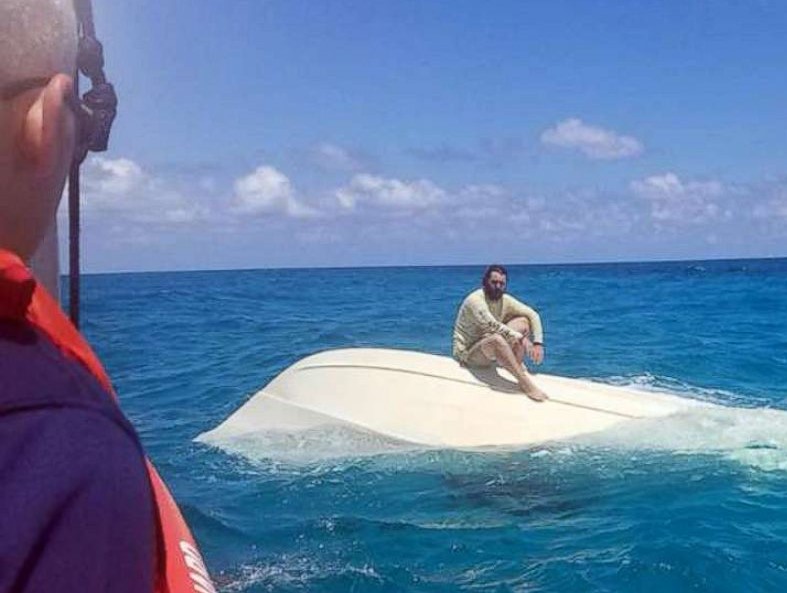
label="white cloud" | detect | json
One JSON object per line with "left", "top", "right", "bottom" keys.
{"left": 231, "top": 166, "right": 317, "bottom": 219}
{"left": 71, "top": 152, "right": 786, "bottom": 271}
{"left": 78, "top": 157, "right": 210, "bottom": 225}
{"left": 335, "top": 174, "right": 446, "bottom": 211}
{"left": 630, "top": 172, "right": 725, "bottom": 225}
{"left": 541, "top": 118, "right": 644, "bottom": 160}
{"left": 87, "top": 158, "right": 145, "bottom": 195}
{"left": 310, "top": 143, "right": 364, "bottom": 172}
{"left": 450, "top": 184, "right": 515, "bottom": 222}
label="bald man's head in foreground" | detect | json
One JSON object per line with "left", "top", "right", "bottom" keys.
{"left": 1, "top": 0, "right": 78, "bottom": 277}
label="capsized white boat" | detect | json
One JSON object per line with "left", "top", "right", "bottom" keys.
{"left": 199, "top": 348, "right": 703, "bottom": 448}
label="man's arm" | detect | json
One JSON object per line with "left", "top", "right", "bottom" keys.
{"left": 467, "top": 295, "right": 524, "bottom": 344}
{"left": 504, "top": 296, "right": 545, "bottom": 363}
{"left": 504, "top": 296, "right": 544, "bottom": 345}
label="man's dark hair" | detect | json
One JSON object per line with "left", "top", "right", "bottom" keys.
{"left": 482, "top": 264, "right": 508, "bottom": 285}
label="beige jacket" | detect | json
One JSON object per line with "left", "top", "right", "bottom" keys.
{"left": 452, "top": 288, "right": 544, "bottom": 363}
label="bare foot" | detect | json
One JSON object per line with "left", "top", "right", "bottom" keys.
{"left": 520, "top": 383, "right": 548, "bottom": 402}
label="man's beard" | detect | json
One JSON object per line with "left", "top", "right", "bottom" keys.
{"left": 483, "top": 284, "right": 504, "bottom": 301}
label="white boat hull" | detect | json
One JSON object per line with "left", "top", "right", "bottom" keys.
{"left": 200, "top": 348, "right": 697, "bottom": 448}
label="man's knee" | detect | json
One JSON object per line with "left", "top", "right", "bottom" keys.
{"left": 506, "top": 317, "right": 530, "bottom": 337}
{"left": 490, "top": 334, "right": 508, "bottom": 349}
{"left": 480, "top": 334, "right": 506, "bottom": 357}
{"left": 492, "top": 334, "right": 520, "bottom": 360}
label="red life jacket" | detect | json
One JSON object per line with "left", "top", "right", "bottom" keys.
{"left": 0, "top": 249, "right": 216, "bottom": 593}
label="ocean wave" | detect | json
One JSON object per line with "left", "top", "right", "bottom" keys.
{"left": 594, "top": 373, "right": 748, "bottom": 406}
{"left": 575, "top": 404, "right": 787, "bottom": 471}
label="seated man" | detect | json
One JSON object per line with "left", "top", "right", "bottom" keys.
{"left": 452, "top": 264, "right": 548, "bottom": 401}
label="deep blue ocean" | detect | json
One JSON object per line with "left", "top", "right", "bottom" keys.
{"left": 75, "top": 258, "right": 787, "bottom": 592}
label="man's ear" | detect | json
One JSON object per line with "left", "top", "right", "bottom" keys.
{"left": 18, "top": 74, "right": 75, "bottom": 177}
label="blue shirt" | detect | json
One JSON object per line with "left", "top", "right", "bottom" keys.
{"left": 0, "top": 320, "right": 155, "bottom": 592}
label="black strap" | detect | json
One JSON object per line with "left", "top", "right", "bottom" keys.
{"left": 68, "top": 0, "right": 117, "bottom": 327}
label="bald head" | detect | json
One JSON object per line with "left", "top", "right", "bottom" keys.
{"left": 1, "top": 0, "right": 78, "bottom": 271}
{"left": 0, "top": 0, "right": 77, "bottom": 85}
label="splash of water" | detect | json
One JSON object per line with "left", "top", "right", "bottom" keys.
{"left": 198, "top": 375, "right": 787, "bottom": 472}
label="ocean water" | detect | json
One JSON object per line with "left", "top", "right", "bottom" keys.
{"left": 75, "top": 258, "right": 787, "bottom": 592}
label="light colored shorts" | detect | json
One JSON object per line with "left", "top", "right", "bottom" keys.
{"left": 457, "top": 343, "right": 495, "bottom": 368}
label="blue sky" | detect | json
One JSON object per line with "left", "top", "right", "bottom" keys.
{"left": 66, "top": 0, "right": 787, "bottom": 271}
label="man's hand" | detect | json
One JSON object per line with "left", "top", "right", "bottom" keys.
{"left": 517, "top": 336, "right": 545, "bottom": 365}
{"left": 531, "top": 343, "right": 545, "bottom": 365}
{"left": 522, "top": 338, "right": 544, "bottom": 364}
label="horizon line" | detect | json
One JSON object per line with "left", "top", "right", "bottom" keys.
{"left": 66, "top": 254, "right": 787, "bottom": 277}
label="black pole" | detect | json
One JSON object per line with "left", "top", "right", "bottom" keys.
{"left": 68, "top": 74, "right": 81, "bottom": 329}
{"left": 68, "top": 165, "right": 81, "bottom": 328}
{"left": 67, "top": 0, "right": 116, "bottom": 328}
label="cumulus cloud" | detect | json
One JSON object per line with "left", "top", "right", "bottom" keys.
{"left": 79, "top": 157, "right": 210, "bottom": 225}
{"left": 335, "top": 174, "right": 446, "bottom": 211}
{"left": 442, "top": 184, "right": 634, "bottom": 241}
{"left": 86, "top": 158, "right": 145, "bottom": 196}
{"left": 449, "top": 184, "right": 521, "bottom": 222}
{"left": 72, "top": 152, "right": 786, "bottom": 270}
{"left": 231, "top": 166, "right": 318, "bottom": 218}
{"left": 541, "top": 118, "right": 644, "bottom": 160}
{"left": 630, "top": 172, "right": 725, "bottom": 225}
{"left": 309, "top": 143, "right": 365, "bottom": 172}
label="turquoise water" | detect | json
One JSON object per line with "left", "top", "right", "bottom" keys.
{"left": 77, "top": 258, "right": 787, "bottom": 592}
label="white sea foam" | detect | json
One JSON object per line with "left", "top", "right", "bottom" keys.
{"left": 199, "top": 423, "right": 418, "bottom": 465}
{"left": 199, "top": 374, "right": 787, "bottom": 472}
{"left": 220, "top": 556, "right": 384, "bottom": 592}
{"left": 596, "top": 373, "right": 746, "bottom": 405}
{"left": 573, "top": 375, "right": 787, "bottom": 471}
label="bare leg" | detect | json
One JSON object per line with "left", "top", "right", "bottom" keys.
{"left": 478, "top": 335, "right": 548, "bottom": 402}
{"left": 512, "top": 339, "right": 526, "bottom": 363}
{"left": 506, "top": 317, "right": 530, "bottom": 363}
